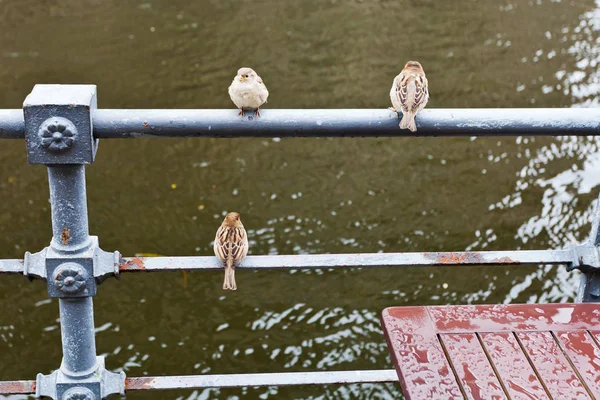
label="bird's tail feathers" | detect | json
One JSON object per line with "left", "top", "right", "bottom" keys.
{"left": 400, "top": 112, "right": 417, "bottom": 132}
{"left": 223, "top": 259, "right": 237, "bottom": 290}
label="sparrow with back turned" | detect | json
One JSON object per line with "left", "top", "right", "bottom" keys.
{"left": 228, "top": 67, "right": 269, "bottom": 117}
{"left": 390, "top": 61, "right": 429, "bottom": 132}
{"left": 214, "top": 212, "right": 249, "bottom": 290}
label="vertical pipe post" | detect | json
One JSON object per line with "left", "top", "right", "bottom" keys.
{"left": 48, "top": 165, "right": 98, "bottom": 375}
{"left": 48, "top": 166, "right": 91, "bottom": 250}
{"left": 578, "top": 271, "right": 600, "bottom": 302}
{"left": 576, "top": 192, "right": 600, "bottom": 302}
{"left": 23, "top": 85, "right": 124, "bottom": 400}
{"left": 58, "top": 298, "right": 98, "bottom": 374}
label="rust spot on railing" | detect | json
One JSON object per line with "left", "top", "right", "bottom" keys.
{"left": 435, "top": 252, "right": 478, "bottom": 264}
{"left": 61, "top": 227, "right": 70, "bottom": 245}
{"left": 125, "top": 377, "right": 154, "bottom": 390}
{"left": 119, "top": 257, "right": 146, "bottom": 271}
{"left": 494, "top": 256, "right": 520, "bottom": 264}
{"left": 425, "top": 252, "right": 521, "bottom": 265}
{"left": 0, "top": 380, "right": 35, "bottom": 395}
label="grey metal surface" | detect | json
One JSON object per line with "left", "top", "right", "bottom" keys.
{"left": 23, "top": 85, "right": 98, "bottom": 164}
{"left": 3, "top": 108, "right": 600, "bottom": 138}
{"left": 59, "top": 298, "right": 98, "bottom": 373}
{"left": 1, "top": 249, "right": 574, "bottom": 275}
{"left": 0, "top": 259, "right": 24, "bottom": 274}
{"left": 21, "top": 85, "right": 124, "bottom": 399}
{"left": 22, "top": 236, "right": 120, "bottom": 289}
{"left": 68, "top": 108, "right": 600, "bottom": 138}
{"left": 36, "top": 356, "right": 125, "bottom": 400}
{"left": 0, "top": 109, "right": 24, "bottom": 139}
{"left": 31, "top": 166, "right": 114, "bottom": 298}
{"left": 578, "top": 270, "right": 600, "bottom": 302}
{"left": 0, "top": 370, "right": 398, "bottom": 394}
{"left": 119, "top": 249, "right": 573, "bottom": 272}
{"left": 571, "top": 192, "right": 600, "bottom": 302}
{"left": 48, "top": 166, "right": 91, "bottom": 249}
{"left": 125, "top": 370, "right": 399, "bottom": 391}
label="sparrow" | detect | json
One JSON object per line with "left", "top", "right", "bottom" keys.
{"left": 228, "top": 67, "right": 269, "bottom": 117}
{"left": 390, "top": 61, "right": 429, "bottom": 132}
{"left": 214, "top": 212, "right": 249, "bottom": 290}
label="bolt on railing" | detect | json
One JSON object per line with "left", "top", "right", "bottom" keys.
{"left": 1, "top": 84, "right": 600, "bottom": 398}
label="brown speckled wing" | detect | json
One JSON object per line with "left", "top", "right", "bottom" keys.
{"left": 214, "top": 225, "right": 228, "bottom": 262}
{"left": 413, "top": 76, "right": 428, "bottom": 111}
{"left": 215, "top": 226, "right": 248, "bottom": 266}
{"left": 397, "top": 74, "right": 409, "bottom": 113}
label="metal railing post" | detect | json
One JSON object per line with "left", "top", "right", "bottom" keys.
{"left": 577, "top": 270, "right": 600, "bottom": 301}
{"left": 22, "top": 85, "right": 124, "bottom": 400}
{"left": 49, "top": 166, "right": 97, "bottom": 376}
{"left": 569, "top": 192, "right": 600, "bottom": 302}
{"left": 48, "top": 166, "right": 91, "bottom": 249}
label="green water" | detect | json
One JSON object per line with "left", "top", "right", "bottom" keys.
{"left": 1, "top": 0, "right": 600, "bottom": 398}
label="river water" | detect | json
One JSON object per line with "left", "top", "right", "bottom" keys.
{"left": 1, "top": 0, "right": 600, "bottom": 398}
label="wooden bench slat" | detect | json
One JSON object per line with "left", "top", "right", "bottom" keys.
{"left": 382, "top": 304, "right": 600, "bottom": 400}
{"left": 381, "top": 307, "right": 463, "bottom": 399}
{"left": 555, "top": 331, "right": 600, "bottom": 398}
{"left": 440, "top": 333, "right": 507, "bottom": 400}
{"left": 516, "top": 331, "right": 589, "bottom": 399}
{"left": 428, "top": 304, "right": 600, "bottom": 333}
{"left": 479, "top": 332, "right": 550, "bottom": 400}
{"left": 589, "top": 331, "right": 600, "bottom": 344}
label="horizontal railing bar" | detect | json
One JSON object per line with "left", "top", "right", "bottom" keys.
{"left": 0, "top": 250, "right": 573, "bottom": 275}
{"left": 95, "top": 109, "right": 600, "bottom": 138}
{"left": 0, "top": 370, "right": 399, "bottom": 394}
{"left": 2, "top": 109, "right": 600, "bottom": 139}
{"left": 118, "top": 250, "right": 572, "bottom": 272}
{"left": 125, "top": 369, "right": 399, "bottom": 391}
{"left": 125, "top": 369, "right": 398, "bottom": 390}
{"left": 0, "top": 110, "right": 25, "bottom": 139}
{"left": 0, "top": 259, "right": 24, "bottom": 274}
{"left": 0, "top": 379, "right": 35, "bottom": 395}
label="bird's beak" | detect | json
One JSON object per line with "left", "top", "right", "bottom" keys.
{"left": 239, "top": 76, "right": 246, "bottom": 82}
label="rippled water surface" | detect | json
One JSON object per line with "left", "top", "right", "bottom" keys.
{"left": 2, "top": 0, "right": 600, "bottom": 398}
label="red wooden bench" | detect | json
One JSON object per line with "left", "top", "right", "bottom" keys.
{"left": 381, "top": 303, "right": 600, "bottom": 400}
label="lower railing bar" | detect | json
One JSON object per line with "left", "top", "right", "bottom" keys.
{"left": 0, "top": 259, "right": 24, "bottom": 274}
{"left": 0, "top": 250, "right": 574, "bottom": 274}
{"left": 0, "top": 370, "right": 398, "bottom": 394}
{"left": 125, "top": 370, "right": 399, "bottom": 391}
{"left": 0, "top": 379, "right": 35, "bottom": 395}
{"left": 118, "top": 250, "right": 573, "bottom": 272}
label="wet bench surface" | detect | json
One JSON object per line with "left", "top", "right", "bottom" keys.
{"left": 381, "top": 303, "right": 600, "bottom": 400}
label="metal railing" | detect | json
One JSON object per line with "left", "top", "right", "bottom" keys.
{"left": 4, "top": 108, "right": 600, "bottom": 139}
{"left": 1, "top": 84, "right": 599, "bottom": 399}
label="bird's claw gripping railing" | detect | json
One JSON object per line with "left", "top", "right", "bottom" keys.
{"left": 1, "top": 84, "right": 600, "bottom": 398}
